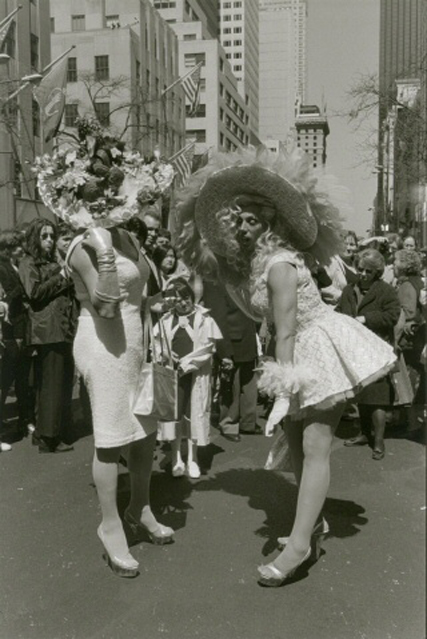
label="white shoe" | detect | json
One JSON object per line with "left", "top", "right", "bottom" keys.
{"left": 27, "top": 423, "right": 36, "bottom": 435}
{"left": 172, "top": 461, "right": 185, "bottom": 477}
{"left": 187, "top": 461, "right": 201, "bottom": 479}
{"left": 0, "top": 442, "right": 12, "bottom": 452}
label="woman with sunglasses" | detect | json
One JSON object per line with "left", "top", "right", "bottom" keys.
{"left": 18, "top": 218, "right": 76, "bottom": 453}
{"left": 337, "top": 248, "right": 401, "bottom": 459}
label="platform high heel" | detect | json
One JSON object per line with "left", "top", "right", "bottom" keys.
{"left": 257, "top": 548, "right": 312, "bottom": 587}
{"left": 124, "top": 510, "right": 175, "bottom": 545}
{"left": 277, "top": 518, "right": 329, "bottom": 551}
{"left": 97, "top": 526, "right": 139, "bottom": 578}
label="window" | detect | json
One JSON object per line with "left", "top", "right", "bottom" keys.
{"left": 32, "top": 99, "right": 40, "bottom": 137}
{"left": 50, "top": 17, "right": 55, "bottom": 33}
{"left": 219, "top": 58, "right": 224, "bottom": 72}
{"left": 220, "top": 108, "right": 224, "bottom": 121}
{"left": 65, "top": 104, "right": 79, "bottom": 127}
{"left": 234, "top": 65, "right": 242, "bottom": 71}
{"left": 233, "top": 27, "right": 242, "bottom": 33}
{"left": 223, "top": 2, "right": 232, "bottom": 7}
{"left": 225, "top": 53, "right": 231, "bottom": 59}
{"left": 199, "top": 78, "right": 206, "bottom": 91}
{"left": 184, "top": 34, "right": 197, "bottom": 41}
{"left": 95, "top": 102, "right": 110, "bottom": 127}
{"left": 233, "top": 1, "right": 242, "bottom": 6}
{"left": 186, "top": 129, "right": 206, "bottom": 142}
{"left": 67, "top": 57, "right": 77, "bottom": 82}
{"left": 223, "top": 27, "right": 231, "bottom": 34}
{"left": 219, "top": 83, "right": 224, "bottom": 97}
{"left": 234, "top": 52, "right": 242, "bottom": 59}
{"left": 154, "top": 1, "right": 176, "bottom": 6}
{"left": 186, "top": 103, "right": 205, "bottom": 117}
{"left": 223, "top": 40, "right": 231, "bottom": 46}
{"left": 223, "top": 15, "right": 231, "bottom": 21}
{"left": 71, "top": 14, "right": 85, "bottom": 31}
{"left": 220, "top": 132, "right": 224, "bottom": 146}
{"left": 234, "top": 39, "right": 242, "bottom": 45}
{"left": 234, "top": 14, "right": 242, "bottom": 20}
{"left": 95, "top": 55, "right": 109, "bottom": 81}
{"left": 106, "top": 14, "right": 120, "bottom": 28}
{"left": 30, "top": 33, "right": 39, "bottom": 69}
{"left": 184, "top": 53, "right": 205, "bottom": 68}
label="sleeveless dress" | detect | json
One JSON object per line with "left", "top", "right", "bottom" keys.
{"left": 66, "top": 235, "right": 156, "bottom": 448}
{"left": 252, "top": 250, "right": 397, "bottom": 418}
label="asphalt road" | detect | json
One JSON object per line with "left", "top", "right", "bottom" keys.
{"left": 0, "top": 410, "right": 425, "bottom": 639}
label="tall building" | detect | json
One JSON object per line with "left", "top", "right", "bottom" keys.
{"left": 50, "top": 0, "right": 185, "bottom": 158}
{"left": 376, "top": 0, "right": 426, "bottom": 238}
{"left": 0, "top": 0, "right": 52, "bottom": 229}
{"left": 219, "top": 0, "right": 259, "bottom": 141}
{"left": 151, "top": 0, "right": 253, "bottom": 155}
{"left": 258, "top": 2, "right": 295, "bottom": 142}
{"left": 294, "top": 103, "right": 329, "bottom": 169}
{"left": 259, "top": 0, "right": 307, "bottom": 101}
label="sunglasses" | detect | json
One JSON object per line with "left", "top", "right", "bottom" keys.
{"left": 41, "top": 233, "right": 54, "bottom": 239}
{"left": 357, "top": 267, "right": 374, "bottom": 274}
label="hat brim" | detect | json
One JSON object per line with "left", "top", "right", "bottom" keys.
{"left": 195, "top": 165, "right": 317, "bottom": 253}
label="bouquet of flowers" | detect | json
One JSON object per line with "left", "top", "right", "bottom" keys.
{"left": 33, "top": 116, "right": 175, "bottom": 229}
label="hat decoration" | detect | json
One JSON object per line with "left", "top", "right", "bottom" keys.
{"left": 33, "top": 116, "right": 175, "bottom": 229}
{"left": 175, "top": 145, "right": 347, "bottom": 279}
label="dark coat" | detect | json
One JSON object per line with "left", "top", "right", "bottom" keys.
{"left": 337, "top": 279, "right": 401, "bottom": 343}
{"left": 0, "top": 256, "right": 28, "bottom": 340}
{"left": 202, "top": 280, "right": 258, "bottom": 362}
{"left": 18, "top": 255, "right": 76, "bottom": 345}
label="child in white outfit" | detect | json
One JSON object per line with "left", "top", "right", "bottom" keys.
{"left": 154, "top": 278, "right": 222, "bottom": 478}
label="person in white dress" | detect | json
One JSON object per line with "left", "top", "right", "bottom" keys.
{"left": 175, "top": 147, "right": 397, "bottom": 587}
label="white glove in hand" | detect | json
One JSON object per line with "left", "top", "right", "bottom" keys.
{"left": 265, "top": 396, "right": 290, "bottom": 437}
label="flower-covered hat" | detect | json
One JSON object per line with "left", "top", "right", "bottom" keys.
{"left": 33, "top": 116, "right": 175, "bottom": 229}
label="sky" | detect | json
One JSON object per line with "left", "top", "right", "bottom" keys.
{"left": 306, "top": 0, "right": 380, "bottom": 236}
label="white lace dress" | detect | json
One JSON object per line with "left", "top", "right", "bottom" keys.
{"left": 252, "top": 250, "right": 397, "bottom": 418}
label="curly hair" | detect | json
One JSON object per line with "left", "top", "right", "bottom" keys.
{"left": 394, "top": 249, "right": 421, "bottom": 276}
{"left": 0, "top": 229, "right": 22, "bottom": 253}
{"left": 24, "top": 218, "right": 57, "bottom": 262}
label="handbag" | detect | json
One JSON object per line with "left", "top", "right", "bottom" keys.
{"left": 133, "top": 313, "right": 178, "bottom": 421}
{"left": 390, "top": 352, "right": 414, "bottom": 406}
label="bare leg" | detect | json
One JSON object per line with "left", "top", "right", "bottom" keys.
{"left": 171, "top": 421, "right": 184, "bottom": 472}
{"left": 284, "top": 417, "right": 304, "bottom": 487}
{"left": 271, "top": 404, "right": 344, "bottom": 575}
{"left": 93, "top": 447, "right": 137, "bottom": 565}
{"left": 372, "top": 407, "right": 386, "bottom": 456}
{"left": 187, "top": 438, "right": 201, "bottom": 478}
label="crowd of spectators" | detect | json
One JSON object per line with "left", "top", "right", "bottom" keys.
{"left": 0, "top": 215, "right": 425, "bottom": 460}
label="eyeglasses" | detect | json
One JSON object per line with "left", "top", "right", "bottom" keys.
{"left": 357, "top": 266, "right": 374, "bottom": 274}
{"left": 41, "top": 233, "right": 54, "bottom": 239}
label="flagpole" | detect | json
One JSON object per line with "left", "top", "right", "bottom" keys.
{"left": 0, "top": 5, "right": 22, "bottom": 30}
{"left": 168, "top": 140, "right": 195, "bottom": 163}
{"left": 161, "top": 61, "right": 202, "bottom": 97}
{"left": 42, "top": 45, "right": 76, "bottom": 74}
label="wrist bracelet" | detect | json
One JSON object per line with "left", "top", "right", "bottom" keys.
{"left": 96, "top": 249, "right": 116, "bottom": 273}
{"left": 94, "top": 288, "right": 121, "bottom": 303}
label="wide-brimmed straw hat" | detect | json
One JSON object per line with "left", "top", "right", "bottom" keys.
{"left": 194, "top": 164, "right": 318, "bottom": 253}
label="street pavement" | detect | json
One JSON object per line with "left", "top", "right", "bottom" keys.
{"left": 0, "top": 407, "right": 425, "bottom": 639}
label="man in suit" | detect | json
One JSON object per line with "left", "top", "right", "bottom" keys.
{"left": 203, "top": 280, "right": 261, "bottom": 442}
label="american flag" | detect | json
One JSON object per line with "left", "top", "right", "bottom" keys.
{"left": 0, "top": 7, "right": 20, "bottom": 50}
{"left": 182, "top": 62, "right": 202, "bottom": 117}
{"left": 170, "top": 143, "right": 195, "bottom": 187}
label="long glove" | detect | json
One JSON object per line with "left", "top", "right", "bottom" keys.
{"left": 265, "top": 396, "right": 290, "bottom": 437}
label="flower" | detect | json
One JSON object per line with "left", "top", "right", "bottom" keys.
{"left": 32, "top": 116, "right": 175, "bottom": 229}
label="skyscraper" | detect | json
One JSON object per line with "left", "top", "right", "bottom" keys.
{"left": 259, "top": 0, "right": 307, "bottom": 101}
{"left": 258, "top": 2, "right": 295, "bottom": 142}
{"left": 219, "top": 0, "right": 259, "bottom": 141}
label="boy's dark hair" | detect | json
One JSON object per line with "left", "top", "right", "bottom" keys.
{"left": 165, "top": 277, "right": 195, "bottom": 303}
{"left": 121, "top": 216, "right": 148, "bottom": 245}
{"left": 157, "top": 228, "right": 171, "bottom": 240}
{"left": 0, "top": 229, "right": 22, "bottom": 252}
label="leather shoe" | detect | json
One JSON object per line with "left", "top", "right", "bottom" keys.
{"left": 344, "top": 434, "right": 369, "bottom": 447}
{"left": 220, "top": 429, "right": 241, "bottom": 442}
{"left": 241, "top": 424, "right": 264, "bottom": 435}
{"left": 55, "top": 441, "right": 74, "bottom": 453}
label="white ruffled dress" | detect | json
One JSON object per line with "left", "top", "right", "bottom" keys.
{"left": 253, "top": 250, "right": 397, "bottom": 419}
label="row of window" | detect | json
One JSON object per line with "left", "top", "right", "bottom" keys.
{"left": 223, "top": 14, "right": 242, "bottom": 22}
{"left": 222, "top": 2, "right": 242, "bottom": 8}
{"left": 223, "top": 40, "right": 242, "bottom": 46}
{"left": 67, "top": 55, "right": 109, "bottom": 81}
{"left": 219, "top": 83, "right": 248, "bottom": 124}
{"left": 225, "top": 52, "right": 242, "bottom": 59}
{"left": 222, "top": 27, "right": 242, "bottom": 34}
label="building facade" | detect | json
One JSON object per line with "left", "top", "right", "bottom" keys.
{"left": 258, "top": 2, "right": 295, "bottom": 142}
{"left": 219, "top": 0, "right": 259, "bottom": 142}
{"left": 377, "top": 0, "right": 427, "bottom": 240}
{"left": 51, "top": 0, "right": 185, "bottom": 159}
{"left": 294, "top": 103, "right": 329, "bottom": 169}
{"left": 0, "top": 0, "right": 52, "bottom": 229}
{"left": 151, "top": 0, "right": 253, "bottom": 156}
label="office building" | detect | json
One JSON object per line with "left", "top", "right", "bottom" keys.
{"left": 258, "top": 2, "right": 295, "bottom": 142}
{"left": 219, "top": 0, "right": 259, "bottom": 141}
{"left": 151, "top": 0, "right": 253, "bottom": 155}
{"left": 295, "top": 103, "right": 329, "bottom": 169}
{"left": 51, "top": 0, "right": 185, "bottom": 158}
{"left": 0, "top": 0, "right": 52, "bottom": 228}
